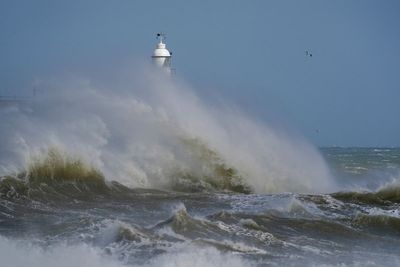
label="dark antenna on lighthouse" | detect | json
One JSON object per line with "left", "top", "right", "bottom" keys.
{"left": 156, "top": 32, "right": 166, "bottom": 43}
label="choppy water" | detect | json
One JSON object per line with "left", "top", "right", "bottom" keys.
{"left": 1, "top": 147, "right": 399, "bottom": 267}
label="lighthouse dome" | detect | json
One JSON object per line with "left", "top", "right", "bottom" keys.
{"left": 153, "top": 42, "right": 171, "bottom": 57}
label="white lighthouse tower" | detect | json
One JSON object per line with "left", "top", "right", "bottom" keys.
{"left": 152, "top": 33, "right": 172, "bottom": 73}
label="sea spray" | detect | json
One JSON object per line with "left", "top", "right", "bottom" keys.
{"left": 0, "top": 67, "right": 336, "bottom": 193}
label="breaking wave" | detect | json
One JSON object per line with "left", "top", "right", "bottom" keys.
{"left": 0, "top": 147, "right": 251, "bottom": 200}
{"left": 0, "top": 67, "right": 335, "bottom": 193}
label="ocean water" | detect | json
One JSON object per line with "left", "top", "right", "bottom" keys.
{"left": 0, "top": 147, "right": 400, "bottom": 267}
{"left": 1, "top": 72, "right": 399, "bottom": 266}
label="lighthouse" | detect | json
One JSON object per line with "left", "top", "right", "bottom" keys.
{"left": 152, "top": 33, "right": 172, "bottom": 73}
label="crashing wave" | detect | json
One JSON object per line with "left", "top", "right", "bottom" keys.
{"left": 0, "top": 145, "right": 252, "bottom": 201}
{"left": 0, "top": 71, "right": 335, "bottom": 194}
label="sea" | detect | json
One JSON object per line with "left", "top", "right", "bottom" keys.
{"left": 0, "top": 147, "right": 399, "bottom": 267}
{"left": 0, "top": 73, "right": 399, "bottom": 266}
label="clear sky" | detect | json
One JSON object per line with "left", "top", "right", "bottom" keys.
{"left": 1, "top": 0, "right": 399, "bottom": 147}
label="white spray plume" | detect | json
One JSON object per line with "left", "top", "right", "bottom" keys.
{"left": 0, "top": 66, "right": 336, "bottom": 193}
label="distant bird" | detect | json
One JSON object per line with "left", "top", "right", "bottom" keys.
{"left": 315, "top": 129, "right": 320, "bottom": 134}
{"left": 305, "top": 50, "right": 313, "bottom": 57}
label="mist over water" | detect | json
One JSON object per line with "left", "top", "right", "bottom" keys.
{"left": 0, "top": 66, "right": 335, "bottom": 193}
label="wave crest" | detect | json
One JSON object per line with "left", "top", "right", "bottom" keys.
{"left": 332, "top": 183, "right": 400, "bottom": 205}
{"left": 353, "top": 213, "right": 400, "bottom": 234}
{"left": 0, "top": 145, "right": 252, "bottom": 200}
{"left": 28, "top": 148, "right": 106, "bottom": 186}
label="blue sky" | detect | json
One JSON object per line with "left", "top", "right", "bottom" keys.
{"left": 1, "top": 0, "right": 399, "bottom": 146}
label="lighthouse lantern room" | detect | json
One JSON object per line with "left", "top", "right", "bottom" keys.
{"left": 152, "top": 33, "right": 172, "bottom": 73}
